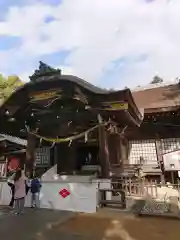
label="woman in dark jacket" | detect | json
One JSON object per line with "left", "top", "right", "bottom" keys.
{"left": 7, "top": 173, "right": 15, "bottom": 208}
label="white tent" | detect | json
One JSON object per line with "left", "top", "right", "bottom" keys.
{"left": 0, "top": 134, "right": 27, "bottom": 146}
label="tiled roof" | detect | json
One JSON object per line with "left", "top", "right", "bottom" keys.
{"left": 132, "top": 83, "right": 180, "bottom": 112}
{"left": 0, "top": 134, "right": 27, "bottom": 146}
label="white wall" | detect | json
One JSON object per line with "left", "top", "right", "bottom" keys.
{"left": 0, "top": 164, "right": 113, "bottom": 213}
{"left": 0, "top": 181, "right": 11, "bottom": 205}
{"left": 31, "top": 181, "right": 98, "bottom": 213}
{"left": 0, "top": 179, "right": 98, "bottom": 213}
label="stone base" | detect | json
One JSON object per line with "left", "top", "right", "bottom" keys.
{"left": 126, "top": 196, "right": 180, "bottom": 218}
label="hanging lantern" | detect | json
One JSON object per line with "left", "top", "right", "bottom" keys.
{"left": 68, "top": 121, "right": 72, "bottom": 126}
{"left": 25, "top": 124, "right": 30, "bottom": 131}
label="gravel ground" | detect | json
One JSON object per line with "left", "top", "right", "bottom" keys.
{"left": 47, "top": 209, "right": 180, "bottom": 240}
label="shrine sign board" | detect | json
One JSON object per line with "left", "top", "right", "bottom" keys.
{"left": 35, "top": 147, "right": 51, "bottom": 167}
{"left": 163, "top": 150, "right": 180, "bottom": 171}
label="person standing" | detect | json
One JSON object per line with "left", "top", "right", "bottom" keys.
{"left": 14, "top": 169, "right": 26, "bottom": 215}
{"left": 30, "top": 175, "right": 41, "bottom": 209}
{"left": 7, "top": 172, "right": 15, "bottom": 208}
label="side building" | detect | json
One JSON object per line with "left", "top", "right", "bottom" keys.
{"left": 125, "top": 83, "right": 180, "bottom": 183}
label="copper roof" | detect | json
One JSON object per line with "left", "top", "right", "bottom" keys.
{"left": 132, "top": 83, "right": 180, "bottom": 112}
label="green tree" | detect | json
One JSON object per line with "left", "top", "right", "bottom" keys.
{"left": 150, "top": 75, "right": 163, "bottom": 84}
{"left": 0, "top": 75, "right": 24, "bottom": 105}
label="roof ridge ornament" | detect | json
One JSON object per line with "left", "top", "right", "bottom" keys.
{"left": 29, "top": 61, "right": 61, "bottom": 82}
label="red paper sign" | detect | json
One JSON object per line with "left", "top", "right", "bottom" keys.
{"left": 59, "top": 189, "right": 70, "bottom": 198}
{"left": 8, "top": 158, "right": 19, "bottom": 172}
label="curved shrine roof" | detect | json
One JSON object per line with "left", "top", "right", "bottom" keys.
{"left": 0, "top": 62, "right": 143, "bottom": 135}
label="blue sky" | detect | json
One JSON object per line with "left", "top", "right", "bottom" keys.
{"left": 0, "top": 36, "right": 21, "bottom": 50}
{"left": 0, "top": 0, "right": 179, "bottom": 89}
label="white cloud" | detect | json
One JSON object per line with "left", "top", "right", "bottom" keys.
{"left": 58, "top": 65, "right": 74, "bottom": 75}
{"left": 0, "top": 0, "right": 180, "bottom": 88}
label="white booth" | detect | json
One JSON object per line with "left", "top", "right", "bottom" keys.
{"left": 0, "top": 165, "right": 112, "bottom": 213}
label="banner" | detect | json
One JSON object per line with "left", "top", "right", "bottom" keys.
{"left": 29, "top": 89, "right": 62, "bottom": 102}
{"left": 101, "top": 101, "right": 128, "bottom": 111}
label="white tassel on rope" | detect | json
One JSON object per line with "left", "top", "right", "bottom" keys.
{"left": 68, "top": 121, "right": 72, "bottom": 126}
{"left": 40, "top": 138, "right": 43, "bottom": 146}
{"left": 51, "top": 142, "right": 55, "bottom": 148}
{"left": 85, "top": 132, "right": 88, "bottom": 143}
{"left": 68, "top": 139, "right": 72, "bottom": 146}
{"left": 25, "top": 124, "right": 30, "bottom": 132}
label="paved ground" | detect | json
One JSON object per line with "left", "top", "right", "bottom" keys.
{"left": 0, "top": 207, "right": 75, "bottom": 240}
{"left": 1, "top": 207, "right": 180, "bottom": 239}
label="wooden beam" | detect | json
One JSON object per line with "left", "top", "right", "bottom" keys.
{"left": 124, "top": 110, "right": 141, "bottom": 127}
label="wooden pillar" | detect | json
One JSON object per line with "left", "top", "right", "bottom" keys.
{"left": 25, "top": 132, "right": 36, "bottom": 174}
{"left": 108, "top": 134, "right": 119, "bottom": 165}
{"left": 54, "top": 145, "right": 58, "bottom": 166}
{"left": 155, "top": 136, "right": 165, "bottom": 183}
{"left": 98, "top": 114, "right": 110, "bottom": 178}
{"left": 171, "top": 171, "right": 175, "bottom": 184}
{"left": 120, "top": 137, "right": 128, "bottom": 164}
{"left": 116, "top": 135, "right": 122, "bottom": 165}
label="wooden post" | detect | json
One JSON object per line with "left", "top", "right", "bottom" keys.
{"left": 150, "top": 180, "right": 153, "bottom": 197}
{"left": 177, "top": 178, "right": 180, "bottom": 193}
{"left": 155, "top": 180, "right": 158, "bottom": 198}
{"left": 171, "top": 171, "right": 174, "bottom": 184}
{"left": 97, "top": 114, "right": 110, "bottom": 178}
{"left": 155, "top": 137, "right": 165, "bottom": 183}
{"left": 129, "top": 179, "right": 132, "bottom": 195}
{"left": 119, "top": 136, "right": 129, "bottom": 176}
{"left": 25, "top": 132, "right": 36, "bottom": 174}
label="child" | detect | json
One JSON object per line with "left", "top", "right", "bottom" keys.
{"left": 30, "top": 175, "right": 41, "bottom": 209}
